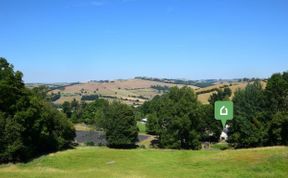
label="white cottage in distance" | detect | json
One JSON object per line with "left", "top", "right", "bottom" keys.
{"left": 220, "top": 125, "right": 230, "bottom": 141}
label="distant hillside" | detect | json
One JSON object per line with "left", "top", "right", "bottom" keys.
{"left": 48, "top": 79, "right": 199, "bottom": 105}
{"left": 37, "top": 78, "right": 267, "bottom": 106}
{"left": 135, "top": 76, "right": 220, "bottom": 88}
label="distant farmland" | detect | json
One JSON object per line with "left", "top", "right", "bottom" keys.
{"left": 47, "top": 79, "right": 266, "bottom": 105}
{"left": 49, "top": 79, "right": 199, "bottom": 105}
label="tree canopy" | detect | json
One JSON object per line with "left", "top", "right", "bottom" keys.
{"left": 140, "top": 87, "right": 219, "bottom": 149}
{"left": 0, "top": 58, "right": 75, "bottom": 163}
{"left": 104, "top": 102, "right": 138, "bottom": 148}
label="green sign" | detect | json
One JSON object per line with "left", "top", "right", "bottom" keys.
{"left": 215, "top": 101, "right": 234, "bottom": 128}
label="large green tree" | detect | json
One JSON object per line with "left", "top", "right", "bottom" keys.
{"left": 265, "top": 72, "right": 288, "bottom": 145}
{"left": 81, "top": 99, "right": 109, "bottom": 126}
{"left": 0, "top": 58, "right": 75, "bottom": 163}
{"left": 158, "top": 87, "right": 203, "bottom": 149}
{"left": 268, "top": 112, "right": 288, "bottom": 145}
{"left": 265, "top": 72, "right": 288, "bottom": 113}
{"left": 142, "top": 87, "right": 204, "bottom": 149}
{"left": 104, "top": 102, "right": 138, "bottom": 148}
{"left": 199, "top": 104, "right": 222, "bottom": 142}
{"left": 228, "top": 81, "right": 268, "bottom": 148}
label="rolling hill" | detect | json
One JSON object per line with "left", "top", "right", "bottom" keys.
{"left": 46, "top": 78, "right": 266, "bottom": 105}
{"left": 49, "top": 79, "right": 199, "bottom": 105}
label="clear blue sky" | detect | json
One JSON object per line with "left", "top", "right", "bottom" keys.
{"left": 1, "top": 0, "right": 288, "bottom": 83}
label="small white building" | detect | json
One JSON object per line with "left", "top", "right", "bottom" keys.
{"left": 141, "top": 118, "right": 148, "bottom": 124}
{"left": 220, "top": 125, "right": 230, "bottom": 141}
{"left": 220, "top": 131, "right": 228, "bottom": 141}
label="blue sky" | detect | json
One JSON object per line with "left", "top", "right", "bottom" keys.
{"left": 1, "top": 0, "right": 288, "bottom": 83}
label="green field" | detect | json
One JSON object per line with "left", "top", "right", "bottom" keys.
{"left": 0, "top": 146, "right": 287, "bottom": 178}
{"left": 137, "top": 121, "right": 147, "bottom": 133}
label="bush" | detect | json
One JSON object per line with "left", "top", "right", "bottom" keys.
{"left": 81, "top": 95, "right": 99, "bottom": 101}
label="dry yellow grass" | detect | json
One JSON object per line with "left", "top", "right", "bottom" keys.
{"left": 50, "top": 79, "right": 267, "bottom": 105}
{"left": 197, "top": 81, "right": 267, "bottom": 104}
{"left": 50, "top": 79, "right": 199, "bottom": 105}
{"left": 74, "top": 123, "right": 95, "bottom": 131}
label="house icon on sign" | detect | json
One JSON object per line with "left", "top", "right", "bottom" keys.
{"left": 220, "top": 106, "right": 228, "bottom": 116}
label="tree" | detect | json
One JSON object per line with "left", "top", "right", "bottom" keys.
{"left": 265, "top": 72, "right": 288, "bottom": 145}
{"left": 32, "top": 85, "right": 50, "bottom": 100}
{"left": 81, "top": 99, "right": 109, "bottom": 126}
{"left": 199, "top": 104, "right": 222, "bottom": 142}
{"left": 146, "top": 113, "right": 159, "bottom": 135}
{"left": 142, "top": 87, "right": 203, "bottom": 149}
{"left": 0, "top": 58, "right": 75, "bottom": 163}
{"left": 228, "top": 81, "right": 267, "bottom": 148}
{"left": 208, "top": 87, "right": 232, "bottom": 105}
{"left": 104, "top": 102, "right": 138, "bottom": 148}
{"left": 265, "top": 72, "right": 288, "bottom": 113}
{"left": 268, "top": 112, "right": 288, "bottom": 145}
{"left": 158, "top": 87, "right": 202, "bottom": 149}
{"left": 62, "top": 101, "right": 72, "bottom": 118}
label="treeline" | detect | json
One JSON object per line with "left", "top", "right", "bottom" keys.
{"left": 61, "top": 99, "right": 138, "bottom": 148}
{"left": 229, "top": 75, "right": 288, "bottom": 148}
{"left": 61, "top": 71, "right": 288, "bottom": 150}
{"left": 50, "top": 92, "right": 61, "bottom": 101}
{"left": 140, "top": 75, "right": 288, "bottom": 149}
{"left": 195, "top": 84, "right": 232, "bottom": 95}
{"left": 135, "top": 77, "right": 215, "bottom": 88}
{"left": 151, "top": 85, "right": 170, "bottom": 93}
{"left": 0, "top": 58, "right": 75, "bottom": 163}
{"left": 47, "top": 82, "right": 80, "bottom": 91}
{"left": 140, "top": 87, "right": 226, "bottom": 149}
{"left": 81, "top": 94, "right": 99, "bottom": 101}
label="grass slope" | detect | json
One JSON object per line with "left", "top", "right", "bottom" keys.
{"left": 0, "top": 146, "right": 287, "bottom": 178}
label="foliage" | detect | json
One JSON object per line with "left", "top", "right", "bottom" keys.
{"left": 142, "top": 87, "right": 204, "bottom": 149}
{"left": 151, "top": 85, "right": 170, "bottom": 93}
{"left": 268, "top": 112, "right": 288, "bottom": 145}
{"left": 81, "top": 94, "right": 99, "bottom": 101}
{"left": 265, "top": 72, "right": 288, "bottom": 113}
{"left": 80, "top": 99, "right": 108, "bottom": 126}
{"left": 50, "top": 92, "right": 61, "bottom": 102}
{"left": 0, "top": 58, "right": 75, "bottom": 163}
{"left": 208, "top": 87, "right": 232, "bottom": 105}
{"left": 228, "top": 81, "right": 267, "bottom": 148}
{"left": 103, "top": 102, "right": 138, "bottom": 148}
{"left": 137, "top": 122, "right": 146, "bottom": 133}
{"left": 199, "top": 104, "right": 222, "bottom": 142}
{"left": 146, "top": 113, "right": 159, "bottom": 135}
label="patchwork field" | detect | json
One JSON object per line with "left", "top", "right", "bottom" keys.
{"left": 49, "top": 79, "right": 199, "bottom": 105}
{"left": 49, "top": 79, "right": 265, "bottom": 105}
{"left": 0, "top": 146, "right": 287, "bottom": 178}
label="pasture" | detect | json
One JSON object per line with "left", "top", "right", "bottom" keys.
{"left": 0, "top": 146, "right": 287, "bottom": 178}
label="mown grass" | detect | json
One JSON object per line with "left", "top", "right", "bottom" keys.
{"left": 137, "top": 122, "right": 146, "bottom": 133}
{"left": 0, "top": 146, "right": 287, "bottom": 178}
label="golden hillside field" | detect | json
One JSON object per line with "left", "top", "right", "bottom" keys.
{"left": 50, "top": 79, "right": 267, "bottom": 105}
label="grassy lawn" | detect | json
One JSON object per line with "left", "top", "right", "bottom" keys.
{"left": 0, "top": 146, "right": 287, "bottom": 178}
{"left": 137, "top": 121, "right": 146, "bottom": 133}
{"left": 74, "top": 123, "right": 96, "bottom": 131}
